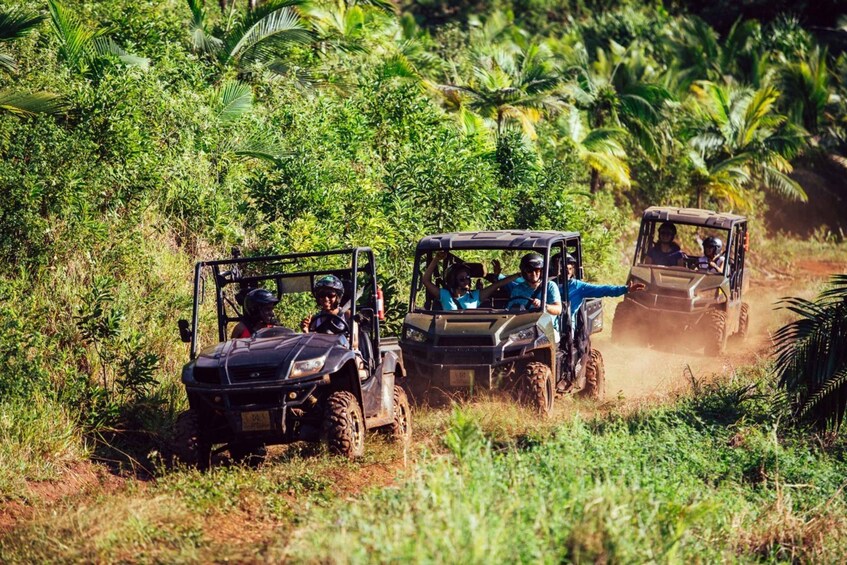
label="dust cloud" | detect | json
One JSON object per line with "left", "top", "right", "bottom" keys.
{"left": 597, "top": 260, "right": 845, "bottom": 403}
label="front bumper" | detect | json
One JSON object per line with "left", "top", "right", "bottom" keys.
{"left": 400, "top": 336, "right": 548, "bottom": 390}
{"left": 183, "top": 373, "right": 329, "bottom": 443}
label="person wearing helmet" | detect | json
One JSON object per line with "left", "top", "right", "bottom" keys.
{"left": 554, "top": 252, "right": 645, "bottom": 332}
{"left": 231, "top": 288, "right": 280, "bottom": 338}
{"left": 506, "top": 252, "right": 562, "bottom": 314}
{"left": 696, "top": 236, "right": 725, "bottom": 273}
{"left": 645, "top": 221, "right": 685, "bottom": 267}
{"left": 301, "top": 274, "right": 350, "bottom": 335}
{"left": 422, "top": 251, "right": 520, "bottom": 310}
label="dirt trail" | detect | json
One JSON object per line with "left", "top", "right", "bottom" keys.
{"left": 595, "top": 260, "right": 846, "bottom": 403}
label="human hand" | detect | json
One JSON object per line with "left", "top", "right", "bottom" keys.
{"left": 435, "top": 251, "right": 447, "bottom": 260}
{"left": 627, "top": 280, "right": 646, "bottom": 293}
{"left": 531, "top": 298, "right": 541, "bottom": 308}
{"left": 491, "top": 259, "right": 502, "bottom": 276}
{"left": 300, "top": 315, "right": 312, "bottom": 332}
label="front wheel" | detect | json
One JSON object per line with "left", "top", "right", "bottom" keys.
{"left": 704, "top": 309, "right": 728, "bottom": 356}
{"left": 516, "top": 362, "right": 554, "bottom": 417}
{"left": 737, "top": 302, "right": 750, "bottom": 339}
{"left": 323, "top": 391, "right": 365, "bottom": 458}
{"left": 577, "top": 349, "right": 606, "bottom": 401}
{"left": 172, "top": 409, "right": 211, "bottom": 470}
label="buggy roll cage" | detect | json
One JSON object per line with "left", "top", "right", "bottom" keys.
{"left": 185, "top": 248, "right": 379, "bottom": 360}
{"left": 407, "top": 230, "right": 585, "bottom": 313}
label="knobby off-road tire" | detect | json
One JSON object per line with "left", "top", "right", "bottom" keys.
{"left": 386, "top": 385, "right": 412, "bottom": 444}
{"left": 612, "top": 300, "right": 639, "bottom": 346}
{"left": 737, "top": 302, "right": 750, "bottom": 339}
{"left": 516, "top": 362, "right": 554, "bottom": 417}
{"left": 577, "top": 349, "right": 606, "bottom": 400}
{"left": 705, "top": 309, "right": 728, "bottom": 356}
{"left": 324, "top": 390, "right": 365, "bottom": 458}
{"left": 172, "top": 409, "right": 211, "bottom": 470}
{"left": 229, "top": 443, "right": 268, "bottom": 467}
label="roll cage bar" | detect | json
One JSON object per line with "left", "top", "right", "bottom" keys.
{"left": 186, "top": 248, "right": 379, "bottom": 359}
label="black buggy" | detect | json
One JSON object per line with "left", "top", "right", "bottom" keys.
{"left": 399, "top": 230, "right": 606, "bottom": 415}
{"left": 173, "top": 248, "right": 410, "bottom": 468}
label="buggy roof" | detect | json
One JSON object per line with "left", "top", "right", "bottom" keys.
{"left": 415, "top": 230, "right": 580, "bottom": 252}
{"left": 641, "top": 207, "right": 747, "bottom": 229}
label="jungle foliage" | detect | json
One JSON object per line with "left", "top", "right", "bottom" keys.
{"left": 0, "top": 0, "right": 846, "bottom": 468}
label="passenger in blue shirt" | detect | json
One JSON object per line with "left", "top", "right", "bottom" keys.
{"left": 557, "top": 253, "right": 645, "bottom": 331}
{"left": 645, "top": 221, "right": 685, "bottom": 267}
{"left": 506, "top": 253, "right": 562, "bottom": 315}
{"left": 423, "top": 251, "right": 520, "bottom": 310}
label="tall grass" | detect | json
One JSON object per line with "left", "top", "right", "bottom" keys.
{"left": 280, "top": 372, "right": 847, "bottom": 563}
{"left": 0, "top": 394, "right": 87, "bottom": 501}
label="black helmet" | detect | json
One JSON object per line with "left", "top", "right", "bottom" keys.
{"left": 244, "top": 288, "right": 279, "bottom": 317}
{"left": 520, "top": 252, "right": 544, "bottom": 273}
{"left": 703, "top": 236, "right": 723, "bottom": 254}
{"left": 313, "top": 274, "right": 345, "bottom": 297}
{"left": 565, "top": 253, "right": 577, "bottom": 265}
{"left": 658, "top": 221, "right": 677, "bottom": 237}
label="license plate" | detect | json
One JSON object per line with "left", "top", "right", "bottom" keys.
{"left": 241, "top": 411, "right": 271, "bottom": 431}
{"left": 449, "top": 369, "right": 474, "bottom": 386}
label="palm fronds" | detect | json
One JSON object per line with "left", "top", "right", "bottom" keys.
{"left": 0, "top": 89, "right": 65, "bottom": 116}
{"left": 774, "top": 274, "right": 847, "bottom": 430}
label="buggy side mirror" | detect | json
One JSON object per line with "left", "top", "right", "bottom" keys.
{"left": 356, "top": 308, "right": 375, "bottom": 325}
{"left": 177, "top": 319, "right": 192, "bottom": 343}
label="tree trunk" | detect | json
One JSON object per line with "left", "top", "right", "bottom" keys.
{"left": 590, "top": 167, "right": 601, "bottom": 193}
{"left": 248, "top": 0, "right": 257, "bottom": 11}
{"left": 219, "top": 0, "right": 228, "bottom": 14}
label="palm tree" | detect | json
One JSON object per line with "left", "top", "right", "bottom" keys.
{"left": 0, "top": 6, "right": 64, "bottom": 116}
{"left": 187, "top": 0, "right": 311, "bottom": 76}
{"left": 47, "top": 0, "right": 149, "bottom": 77}
{"left": 663, "top": 16, "right": 769, "bottom": 93}
{"left": 684, "top": 81, "right": 807, "bottom": 208}
{"left": 431, "top": 43, "right": 563, "bottom": 139}
{"left": 562, "top": 41, "right": 671, "bottom": 191}
{"left": 776, "top": 46, "right": 831, "bottom": 136}
{"left": 544, "top": 106, "right": 631, "bottom": 190}
{"left": 774, "top": 275, "right": 847, "bottom": 430}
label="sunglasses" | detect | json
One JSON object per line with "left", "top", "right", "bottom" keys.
{"left": 456, "top": 275, "right": 471, "bottom": 282}
{"left": 316, "top": 292, "right": 338, "bottom": 300}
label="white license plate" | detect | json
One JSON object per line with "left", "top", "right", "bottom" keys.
{"left": 449, "top": 369, "right": 474, "bottom": 386}
{"left": 241, "top": 411, "right": 271, "bottom": 431}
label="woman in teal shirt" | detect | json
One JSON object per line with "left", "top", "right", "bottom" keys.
{"left": 423, "top": 251, "right": 520, "bottom": 310}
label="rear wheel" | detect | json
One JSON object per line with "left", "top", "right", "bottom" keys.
{"left": 612, "top": 300, "right": 640, "bottom": 346}
{"left": 516, "top": 362, "right": 554, "bottom": 417}
{"left": 386, "top": 385, "right": 412, "bottom": 444}
{"left": 737, "top": 302, "right": 750, "bottom": 339}
{"left": 324, "top": 391, "right": 365, "bottom": 458}
{"left": 228, "top": 442, "right": 267, "bottom": 467}
{"left": 577, "top": 349, "right": 606, "bottom": 401}
{"left": 172, "top": 410, "right": 211, "bottom": 470}
{"left": 704, "top": 309, "right": 728, "bottom": 356}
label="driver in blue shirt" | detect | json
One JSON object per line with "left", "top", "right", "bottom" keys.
{"left": 506, "top": 253, "right": 562, "bottom": 315}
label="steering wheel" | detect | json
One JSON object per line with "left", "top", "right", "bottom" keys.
{"left": 310, "top": 313, "right": 350, "bottom": 335}
{"left": 683, "top": 255, "right": 699, "bottom": 270}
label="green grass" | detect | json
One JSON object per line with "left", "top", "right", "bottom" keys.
{"left": 3, "top": 368, "right": 847, "bottom": 562}
{"left": 278, "top": 370, "right": 847, "bottom": 563}
{"left": 0, "top": 394, "right": 87, "bottom": 502}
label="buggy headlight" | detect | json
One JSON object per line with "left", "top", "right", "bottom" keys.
{"left": 695, "top": 288, "right": 725, "bottom": 302}
{"left": 404, "top": 326, "right": 430, "bottom": 343}
{"left": 507, "top": 327, "right": 536, "bottom": 342}
{"left": 290, "top": 354, "right": 327, "bottom": 378}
